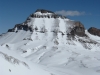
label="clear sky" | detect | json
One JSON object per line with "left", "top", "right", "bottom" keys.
{"left": 0, "top": 0, "right": 100, "bottom": 34}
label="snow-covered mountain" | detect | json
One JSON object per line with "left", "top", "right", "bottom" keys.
{"left": 0, "top": 9, "right": 100, "bottom": 75}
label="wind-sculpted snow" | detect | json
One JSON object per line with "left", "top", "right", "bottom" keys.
{"left": 0, "top": 51, "right": 29, "bottom": 68}
{"left": 0, "top": 46, "right": 54, "bottom": 75}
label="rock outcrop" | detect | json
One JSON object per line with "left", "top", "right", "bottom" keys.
{"left": 30, "top": 9, "right": 66, "bottom": 19}
{"left": 70, "top": 21, "right": 86, "bottom": 37}
{"left": 35, "top": 9, "right": 54, "bottom": 14}
{"left": 88, "top": 27, "right": 100, "bottom": 36}
{"left": 8, "top": 24, "right": 33, "bottom": 32}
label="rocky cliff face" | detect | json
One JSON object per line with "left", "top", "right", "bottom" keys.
{"left": 88, "top": 27, "right": 100, "bottom": 36}
{"left": 7, "top": 9, "right": 86, "bottom": 37}
{"left": 7, "top": 9, "right": 67, "bottom": 33}
{"left": 30, "top": 9, "right": 66, "bottom": 19}
{"left": 8, "top": 24, "right": 33, "bottom": 32}
{"left": 69, "top": 21, "right": 86, "bottom": 37}
{"left": 35, "top": 9, "right": 55, "bottom": 13}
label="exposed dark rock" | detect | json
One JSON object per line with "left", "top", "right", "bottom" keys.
{"left": 70, "top": 21, "right": 86, "bottom": 37}
{"left": 23, "top": 50, "right": 27, "bottom": 53}
{"left": 29, "top": 27, "right": 33, "bottom": 32}
{"left": 88, "top": 27, "right": 100, "bottom": 36}
{"left": 15, "top": 24, "right": 23, "bottom": 30}
{"left": 35, "top": 26, "right": 38, "bottom": 31}
{"left": 16, "top": 31, "right": 18, "bottom": 33}
{"left": 35, "top": 9, "right": 54, "bottom": 14}
{"left": 8, "top": 29, "right": 14, "bottom": 32}
{"left": 33, "top": 9, "right": 67, "bottom": 19}
{"left": 8, "top": 24, "right": 33, "bottom": 32}
{"left": 26, "top": 17, "right": 31, "bottom": 20}
{"left": 9, "top": 69, "right": 11, "bottom": 72}
{"left": 47, "top": 15, "right": 50, "bottom": 18}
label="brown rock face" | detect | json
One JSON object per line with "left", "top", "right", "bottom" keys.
{"left": 8, "top": 24, "right": 33, "bottom": 32}
{"left": 35, "top": 9, "right": 54, "bottom": 14}
{"left": 30, "top": 9, "right": 67, "bottom": 19}
{"left": 70, "top": 21, "right": 86, "bottom": 37}
{"left": 88, "top": 27, "right": 100, "bottom": 36}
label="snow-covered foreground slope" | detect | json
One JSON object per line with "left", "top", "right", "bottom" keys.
{"left": 0, "top": 46, "right": 52, "bottom": 75}
{"left": 0, "top": 9, "right": 100, "bottom": 75}
{"left": 1, "top": 44, "right": 100, "bottom": 75}
{"left": 1, "top": 31, "right": 100, "bottom": 75}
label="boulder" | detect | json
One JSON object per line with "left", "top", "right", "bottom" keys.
{"left": 70, "top": 21, "right": 86, "bottom": 37}
{"left": 88, "top": 27, "right": 100, "bottom": 36}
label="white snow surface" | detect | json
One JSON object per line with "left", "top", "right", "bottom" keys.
{"left": 0, "top": 12, "right": 100, "bottom": 75}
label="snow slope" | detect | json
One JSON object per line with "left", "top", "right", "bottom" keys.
{"left": 0, "top": 46, "right": 52, "bottom": 75}
{"left": 0, "top": 10, "right": 100, "bottom": 75}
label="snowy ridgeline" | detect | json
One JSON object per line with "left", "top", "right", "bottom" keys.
{"left": 0, "top": 51, "right": 29, "bottom": 68}
{"left": 29, "top": 9, "right": 67, "bottom": 19}
{"left": 29, "top": 13, "right": 67, "bottom": 19}
{"left": 0, "top": 46, "right": 54, "bottom": 75}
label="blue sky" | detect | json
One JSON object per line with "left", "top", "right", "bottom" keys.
{"left": 0, "top": 0, "right": 100, "bottom": 34}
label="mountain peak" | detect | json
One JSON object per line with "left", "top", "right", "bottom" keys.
{"left": 35, "top": 9, "right": 55, "bottom": 14}
{"left": 29, "top": 9, "right": 67, "bottom": 19}
{"left": 6, "top": 9, "right": 87, "bottom": 37}
{"left": 1, "top": 9, "right": 100, "bottom": 75}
